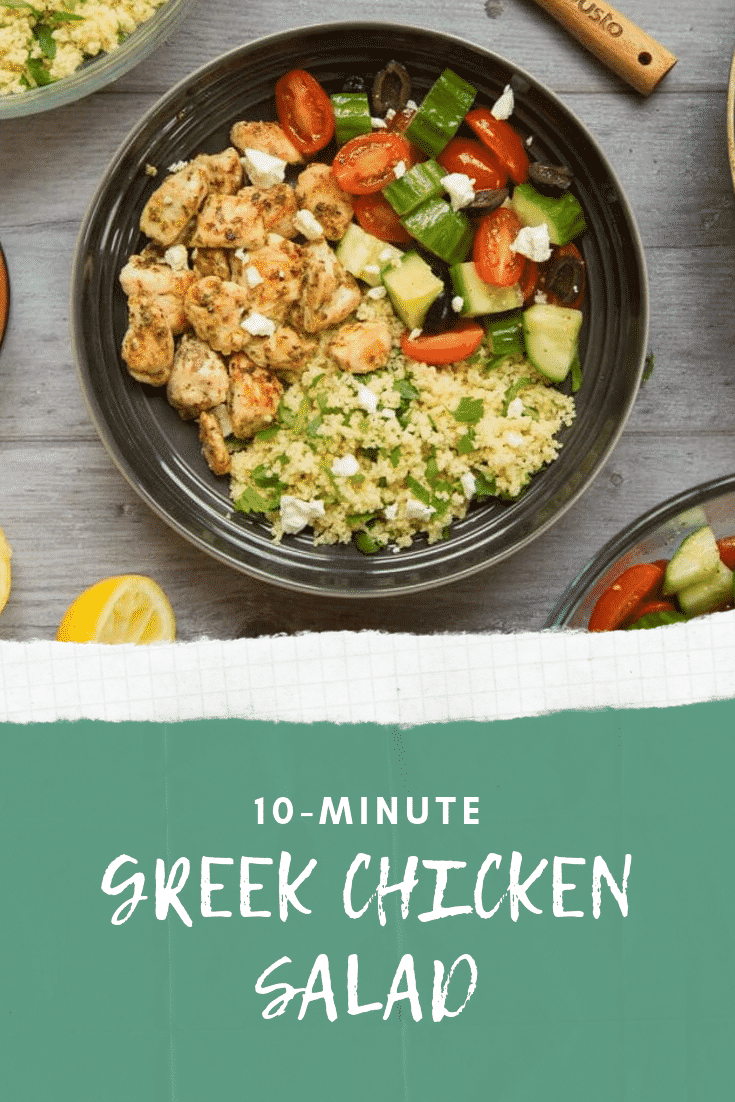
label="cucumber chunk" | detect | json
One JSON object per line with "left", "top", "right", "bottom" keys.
{"left": 511, "top": 183, "right": 586, "bottom": 245}
{"left": 450, "top": 262, "right": 523, "bottom": 317}
{"left": 663, "top": 526, "right": 721, "bottom": 595}
{"left": 405, "top": 69, "right": 477, "bottom": 157}
{"left": 400, "top": 198, "right": 473, "bottom": 265}
{"left": 382, "top": 251, "right": 444, "bottom": 329}
{"left": 485, "top": 310, "right": 525, "bottom": 356}
{"left": 626, "top": 609, "right": 688, "bottom": 630}
{"left": 677, "top": 559, "right": 733, "bottom": 617}
{"left": 335, "top": 222, "right": 403, "bottom": 286}
{"left": 522, "top": 303, "right": 582, "bottom": 382}
{"left": 330, "top": 92, "right": 372, "bottom": 145}
{"left": 383, "top": 160, "right": 446, "bottom": 217}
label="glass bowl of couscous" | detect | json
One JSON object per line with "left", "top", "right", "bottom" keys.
{"left": 0, "top": 0, "right": 197, "bottom": 117}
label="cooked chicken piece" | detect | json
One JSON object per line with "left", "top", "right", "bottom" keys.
{"left": 119, "top": 252, "right": 195, "bottom": 334}
{"left": 192, "top": 246, "right": 231, "bottom": 281}
{"left": 227, "top": 354, "right": 283, "bottom": 439}
{"left": 184, "top": 277, "right": 252, "bottom": 355}
{"left": 245, "top": 325, "right": 317, "bottom": 381}
{"left": 121, "top": 297, "right": 174, "bottom": 386}
{"left": 254, "top": 183, "right": 299, "bottom": 239}
{"left": 198, "top": 410, "right": 231, "bottom": 476}
{"left": 295, "top": 163, "right": 354, "bottom": 241}
{"left": 229, "top": 120, "right": 304, "bottom": 164}
{"left": 192, "top": 148, "right": 243, "bottom": 194}
{"left": 290, "top": 240, "right": 361, "bottom": 334}
{"left": 231, "top": 235, "right": 305, "bottom": 323}
{"left": 139, "top": 162, "right": 211, "bottom": 247}
{"left": 329, "top": 320, "right": 393, "bottom": 374}
{"left": 166, "top": 334, "right": 230, "bottom": 419}
{"left": 190, "top": 192, "right": 268, "bottom": 250}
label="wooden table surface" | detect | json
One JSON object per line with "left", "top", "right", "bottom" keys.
{"left": 1, "top": 0, "right": 734, "bottom": 642}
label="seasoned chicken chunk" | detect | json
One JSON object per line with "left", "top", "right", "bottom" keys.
{"left": 192, "top": 246, "right": 231, "bottom": 281}
{"left": 245, "top": 325, "right": 317, "bottom": 382}
{"left": 139, "top": 162, "right": 210, "bottom": 247}
{"left": 121, "top": 297, "right": 174, "bottom": 386}
{"left": 227, "top": 354, "right": 283, "bottom": 439}
{"left": 229, "top": 120, "right": 304, "bottom": 164}
{"left": 190, "top": 192, "right": 268, "bottom": 250}
{"left": 184, "top": 277, "right": 252, "bottom": 355}
{"left": 198, "top": 410, "right": 231, "bottom": 476}
{"left": 231, "top": 235, "right": 305, "bottom": 322}
{"left": 255, "top": 183, "right": 299, "bottom": 239}
{"left": 291, "top": 240, "right": 361, "bottom": 334}
{"left": 192, "top": 148, "right": 243, "bottom": 194}
{"left": 329, "top": 320, "right": 393, "bottom": 374}
{"left": 119, "top": 251, "right": 194, "bottom": 335}
{"left": 166, "top": 334, "right": 230, "bottom": 419}
{"left": 295, "top": 163, "right": 354, "bottom": 241}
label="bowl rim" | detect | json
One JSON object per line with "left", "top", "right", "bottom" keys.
{"left": 727, "top": 47, "right": 735, "bottom": 193}
{"left": 544, "top": 472, "right": 735, "bottom": 628}
{"left": 70, "top": 19, "right": 650, "bottom": 598}
{"left": 0, "top": 0, "right": 198, "bottom": 119}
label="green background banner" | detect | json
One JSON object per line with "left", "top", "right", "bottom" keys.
{"left": 0, "top": 703, "right": 732, "bottom": 1100}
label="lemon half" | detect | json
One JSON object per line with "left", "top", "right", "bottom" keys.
{"left": 56, "top": 574, "right": 176, "bottom": 644}
{"left": 0, "top": 526, "right": 11, "bottom": 615}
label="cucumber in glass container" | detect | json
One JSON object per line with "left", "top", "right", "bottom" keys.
{"left": 662, "top": 526, "right": 721, "bottom": 595}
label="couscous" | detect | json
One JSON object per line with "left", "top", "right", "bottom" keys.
{"left": 0, "top": 1, "right": 167, "bottom": 95}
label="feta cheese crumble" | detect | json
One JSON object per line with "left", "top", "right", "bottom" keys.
{"left": 241, "top": 148, "right": 287, "bottom": 189}
{"left": 163, "top": 245, "right": 189, "bottom": 271}
{"left": 510, "top": 223, "right": 552, "bottom": 263}
{"left": 451, "top": 295, "right": 464, "bottom": 314}
{"left": 406, "top": 497, "right": 435, "bottom": 523}
{"left": 279, "top": 497, "right": 325, "bottom": 535}
{"left": 384, "top": 503, "right": 398, "bottom": 521}
{"left": 294, "top": 209, "right": 325, "bottom": 240}
{"left": 356, "top": 384, "right": 379, "bottom": 414}
{"left": 441, "top": 172, "right": 476, "bottom": 212}
{"left": 371, "top": 117, "right": 387, "bottom": 129}
{"left": 460, "top": 472, "right": 476, "bottom": 499}
{"left": 409, "top": 328, "right": 423, "bottom": 341}
{"left": 393, "top": 160, "right": 407, "bottom": 178}
{"left": 241, "top": 312, "right": 276, "bottom": 337}
{"left": 245, "top": 265, "right": 264, "bottom": 288}
{"left": 506, "top": 397, "right": 525, "bottom": 418}
{"left": 367, "top": 286, "right": 387, "bottom": 299}
{"left": 234, "top": 248, "right": 250, "bottom": 264}
{"left": 331, "top": 455, "right": 360, "bottom": 477}
{"left": 167, "top": 159, "right": 189, "bottom": 173}
{"left": 491, "top": 84, "right": 514, "bottom": 121}
{"left": 505, "top": 432, "right": 525, "bottom": 448}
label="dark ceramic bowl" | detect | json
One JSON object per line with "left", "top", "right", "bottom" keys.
{"left": 545, "top": 474, "right": 735, "bottom": 629}
{"left": 71, "top": 21, "right": 648, "bottom": 597}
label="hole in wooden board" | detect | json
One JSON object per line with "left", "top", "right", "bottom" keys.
{"left": 638, "top": 52, "right": 653, "bottom": 66}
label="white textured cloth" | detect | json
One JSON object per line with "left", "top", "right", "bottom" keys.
{"left": 2, "top": 612, "right": 735, "bottom": 724}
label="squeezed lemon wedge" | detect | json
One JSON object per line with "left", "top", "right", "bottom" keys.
{"left": 56, "top": 574, "right": 176, "bottom": 644}
{"left": 0, "top": 526, "right": 11, "bottom": 616}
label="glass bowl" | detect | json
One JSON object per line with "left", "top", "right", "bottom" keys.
{"left": 71, "top": 21, "right": 648, "bottom": 598}
{"left": 545, "top": 474, "right": 735, "bottom": 629}
{"left": 0, "top": 0, "right": 198, "bottom": 119}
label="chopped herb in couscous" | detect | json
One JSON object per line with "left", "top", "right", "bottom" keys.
{"left": 0, "top": 0, "right": 167, "bottom": 95}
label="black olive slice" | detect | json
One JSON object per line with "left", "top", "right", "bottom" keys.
{"left": 372, "top": 60, "right": 412, "bottom": 116}
{"left": 528, "top": 163, "right": 574, "bottom": 194}
{"left": 546, "top": 252, "right": 585, "bottom": 305}
{"left": 421, "top": 287, "right": 455, "bottom": 335}
{"left": 342, "top": 74, "right": 367, "bottom": 93}
{"left": 466, "top": 187, "right": 509, "bottom": 212}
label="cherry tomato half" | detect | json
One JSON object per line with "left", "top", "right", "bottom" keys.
{"left": 400, "top": 320, "right": 484, "bottom": 366}
{"left": 352, "top": 195, "right": 413, "bottom": 244}
{"left": 518, "top": 258, "right": 540, "bottom": 304}
{"left": 717, "top": 536, "right": 735, "bottom": 570}
{"left": 332, "top": 132, "right": 413, "bottom": 195}
{"left": 588, "top": 562, "right": 667, "bottom": 632}
{"left": 465, "top": 107, "right": 529, "bottom": 185}
{"left": 473, "top": 207, "right": 525, "bottom": 287}
{"left": 275, "top": 69, "right": 334, "bottom": 156}
{"left": 437, "top": 137, "right": 508, "bottom": 191}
